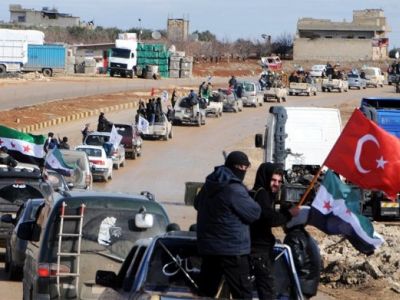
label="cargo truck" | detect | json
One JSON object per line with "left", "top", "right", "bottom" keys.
{"left": 360, "top": 97, "right": 400, "bottom": 220}
{"left": 109, "top": 37, "right": 137, "bottom": 78}
{"left": 23, "top": 44, "right": 67, "bottom": 76}
{"left": 0, "top": 40, "right": 27, "bottom": 74}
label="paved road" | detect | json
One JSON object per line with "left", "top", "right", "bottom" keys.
{"left": 0, "top": 76, "right": 240, "bottom": 110}
{"left": 0, "top": 83, "right": 395, "bottom": 299}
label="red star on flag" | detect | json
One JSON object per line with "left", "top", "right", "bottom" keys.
{"left": 323, "top": 200, "right": 333, "bottom": 211}
{"left": 23, "top": 145, "right": 31, "bottom": 153}
{"left": 11, "top": 142, "right": 16, "bottom": 148}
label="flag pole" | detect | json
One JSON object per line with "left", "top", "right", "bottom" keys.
{"left": 296, "top": 165, "right": 324, "bottom": 207}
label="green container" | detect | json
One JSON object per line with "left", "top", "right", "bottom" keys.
{"left": 158, "top": 65, "right": 169, "bottom": 72}
{"left": 153, "top": 43, "right": 166, "bottom": 52}
{"left": 184, "top": 182, "right": 203, "bottom": 206}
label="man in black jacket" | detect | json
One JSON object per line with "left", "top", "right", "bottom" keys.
{"left": 250, "top": 162, "right": 299, "bottom": 300}
{"left": 284, "top": 207, "right": 321, "bottom": 299}
{"left": 194, "top": 151, "right": 261, "bottom": 299}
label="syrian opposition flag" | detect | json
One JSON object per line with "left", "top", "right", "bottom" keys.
{"left": 324, "top": 108, "right": 400, "bottom": 200}
{"left": 0, "top": 125, "right": 45, "bottom": 165}
{"left": 308, "top": 170, "right": 384, "bottom": 255}
{"left": 44, "top": 148, "right": 75, "bottom": 176}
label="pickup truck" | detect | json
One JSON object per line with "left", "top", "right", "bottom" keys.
{"left": 288, "top": 82, "right": 317, "bottom": 96}
{"left": 264, "top": 87, "right": 288, "bottom": 102}
{"left": 321, "top": 78, "right": 349, "bottom": 93}
{"left": 95, "top": 231, "right": 304, "bottom": 300}
{"left": 173, "top": 97, "right": 207, "bottom": 126}
{"left": 140, "top": 113, "right": 173, "bottom": 141}
{"left": 206, "top": 92, "right": 224, "bottom": 117}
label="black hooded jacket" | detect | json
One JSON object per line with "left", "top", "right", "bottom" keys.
{"left": 194, "top": 165, "right": 261, "bottom": 256}
{"left": 250, "top": 162, "right": 291, "bottom": 253}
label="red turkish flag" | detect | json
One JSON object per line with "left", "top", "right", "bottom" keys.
{"left": 324, "top": 108, "right": 400, "bottom": 200}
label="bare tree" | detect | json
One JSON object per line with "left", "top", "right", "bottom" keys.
{"left": 271, "top": 32, "right": 294, "bottom": 58}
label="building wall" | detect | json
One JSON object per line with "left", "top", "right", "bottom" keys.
{"left": 10, "top": 11, "right": 79, "bottom": 27}
{"left": 293, "top": 38, "right": 387, "bottom": 61}
{"left": 167, "top": 19, "right": 189, "bottom": 42}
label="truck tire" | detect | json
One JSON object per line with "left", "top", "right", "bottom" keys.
{"left": 168, "top": 129, "right": 173, "bottom": 139}
{"left": 42, "top": 68, "right": 52, "bottom": 77}
{"left": 0, "top": 65, "right": 6, "bottom": 74}
{"left": 110, "top": 71, "right": 115, "bottom": 77}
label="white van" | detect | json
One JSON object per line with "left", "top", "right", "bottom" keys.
{"left": 255, "top": 106, "right": 342, "bottom": 204}
{"left": 361, "top": 67, "right": 385, "bottom": 87}
{"left": 256, "top": 106, "right": 342, "bottom": 170}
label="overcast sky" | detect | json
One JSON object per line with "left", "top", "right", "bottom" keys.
{"left": 1, "top": 0, "right": 399, "bottom": 47}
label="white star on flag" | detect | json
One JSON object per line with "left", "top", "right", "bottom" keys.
{"left": 376, "top": 156, "right": 388, "bottom": 169}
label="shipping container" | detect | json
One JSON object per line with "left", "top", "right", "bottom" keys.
{"left": 23, "top": 44, "right": 67, "bottom": 76}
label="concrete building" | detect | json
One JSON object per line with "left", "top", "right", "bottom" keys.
{"left": 9, "top": 4, "right": 80, "bottom": 28}
{"left": 294, "top": 9, "right": 390, "bottom": 61}
{"left": 167, "top": 18, "right": 189, "bottom": 42}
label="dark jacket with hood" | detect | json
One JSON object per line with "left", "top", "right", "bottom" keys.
{"left": 194, "top": 165, "right": 261, "bottom": 256}
{"left": 250, "top": 162, "right": 291, "bottom": 254}
{"left": 283, "top": 225, "right": 320, "bottom": 297}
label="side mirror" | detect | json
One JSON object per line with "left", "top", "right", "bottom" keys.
{"left": 1, "top": 214, "right": 15, "bottom": 225}
{"left": 95, "top": 270, "right": 117, "bottom": 288}
{"left": 17, "top": 220, "right": 41, "bottom": 241}
{"left": 255, "top": 133, "right": 263, "bottom": 148}
{"left": 135, "top": 213, "right": 154, "bottom": 229}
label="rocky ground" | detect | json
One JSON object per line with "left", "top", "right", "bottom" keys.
{"left": 1, "top": 60, "right": 400, "bottom": 299}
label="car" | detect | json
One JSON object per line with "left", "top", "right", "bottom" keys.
{"left": 43, "top": 169, "right": 70, "bottom": 192}
{"left": 309, "top": 64, "right": 327, "bottom": 77}
{"left": 220, "top": 89, "right": 243, "bottom": 113}
{"left": 17, "top": 190, "right": 173, "bottom": 300}
{"left": 0, "top": 163, "right": 53, "bottom": 247}
{"left": 59, "top": 149, "right": 93, "bottom": 190}
{"left": 1, "top": 198, "right": 44, "bottom": 280}
{"left": 84, "top": 131, "right": 126, "bottom": 169}
{"left": 173, "top": 96, "right": 207, "bottom": 126}
{"left": 347, "top": 73, "right": 367, "bottom": 89}
{"left": 321, "top": 78, "right": 349, "bottom": 93}
{"left": 95, "top": 231, "right": 304, "bottom": 300}
{"left": 75, "top": 145, "right": 113, "bottom": 182}
{"left": 113, "top": 123, "right": 143, "bottom": 159}
{"left": 237, "top": 81, "right": 264, "bottom": 107}
{"left": 140, "top": 113, "right": 173, "bottom": 141}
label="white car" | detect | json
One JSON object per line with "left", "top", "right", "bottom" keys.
{"left": 84, "top": 131, "right": 126, "bottom": 169}
{"left": 310, "top": 64, "right": 327, "bottom": 77}
{"left": 237, "top": 81, "right": 264, "bottom": 107}
{"left": 75, "top": 145, "right": 113, "bottom": 182}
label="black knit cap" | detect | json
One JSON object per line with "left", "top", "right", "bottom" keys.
{"left": 225, "top": 151, "right": 250, "bottom": 168}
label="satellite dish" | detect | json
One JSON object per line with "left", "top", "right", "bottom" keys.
{"left": 396, "top": 51, "right": 399, "bottom": 59}
{"left": 189, "top": 33, "right": 199, "bottom": 41}
{"left": 151, "top": 31, "right": 161, "bottom": 40}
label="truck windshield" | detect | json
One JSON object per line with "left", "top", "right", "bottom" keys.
{"left": 111, "top": 48, "right": 131, "bottom": 59}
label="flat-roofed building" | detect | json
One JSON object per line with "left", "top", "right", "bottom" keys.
{"left": 294, "top": 9, "right": 390, "bottom": 61}
{"left": 9, "top": 4, "right": 80, "bottom": 28}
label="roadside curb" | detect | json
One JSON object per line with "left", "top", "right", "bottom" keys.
{"left": 20, "top": 101, "right": 138, "bottom": 133}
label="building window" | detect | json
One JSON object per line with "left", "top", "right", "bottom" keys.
{"left": 18, "top": 16, "right": 26, "bottom": 22}
{"left": 344, "top": 35, "right": 354, "bottom": 39}
{"left": 325, "top": 36, "right": 332, "bottom": 39}
{"left": 358, "top": 36, "right": 366, "bottom": 39}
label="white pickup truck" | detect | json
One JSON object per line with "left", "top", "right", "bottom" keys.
{"left": 288, "top": 82, "right": 317, "bottom": 96}
{"left": 140, "top": 113, "right": 173, "bottom": 141}
{"left": 263, "top": 87, "right": 288, "bottom": 102}
{"left": 321, "top": 78, "right": 349, "bottom": 92}
{"left": 205, "top": 92, "right": 224, "bottom": 117}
